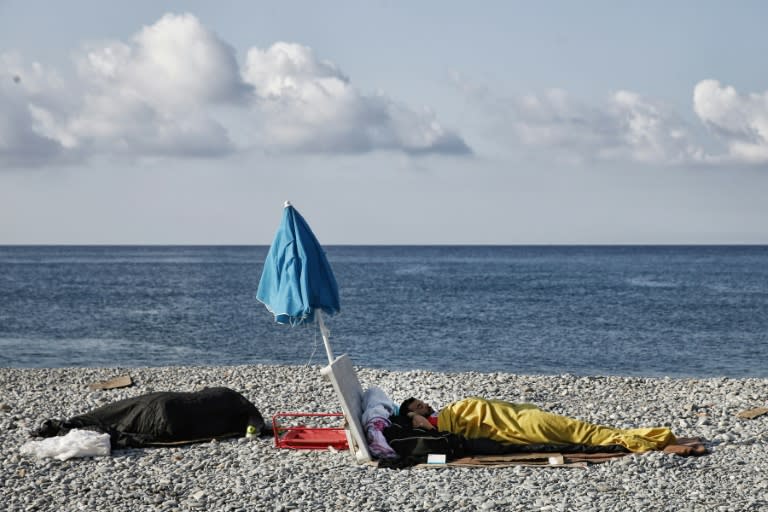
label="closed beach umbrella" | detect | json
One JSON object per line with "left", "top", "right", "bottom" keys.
{"left": 257, "top": 201, "right": 341, "bottom": 364}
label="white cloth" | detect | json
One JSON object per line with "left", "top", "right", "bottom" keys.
{"left": 361, "top": 386, "right": 396, "bottom": 424}
{"left": 361, "top": 386, "right": 398, "bottom": 459}
{"left": 20, "top": 429, "right": 111, "bottom": 461}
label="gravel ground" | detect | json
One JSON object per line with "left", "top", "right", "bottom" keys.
{"left": 2, "top": 364, "right": 767, "bottom": 511}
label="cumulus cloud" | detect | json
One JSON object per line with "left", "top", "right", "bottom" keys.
{"left": 65, "top": 13, "right": 244, "bottom": 157}
{"left": 693, "top": 79, "right": 768, "bottom": 164}
{"left": 242, "top": 42, "right": 470, "bottom": 155}
{"left": 0, "top": 14, "right": 242, "bottom": 164}
{"left": 0, "top": 14, "right": 469, "bottom": 169}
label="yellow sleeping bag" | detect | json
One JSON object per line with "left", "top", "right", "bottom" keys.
{"left": 437, "top": 398, "right": 675, "bottom": 453}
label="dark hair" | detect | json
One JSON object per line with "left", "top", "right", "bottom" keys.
{"left": 399, "top": 397, "right": 417, "bottom": 417}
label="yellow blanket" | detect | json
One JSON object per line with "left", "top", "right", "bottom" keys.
{"left": 437, "top": 398, "right": 675, "bottom": 453}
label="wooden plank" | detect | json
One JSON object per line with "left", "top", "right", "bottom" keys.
{"left": 444, "top": 451, "right": 629, "bottom": 467}
{"left": 736, "top": 407, "right": 768, "bottom": 420}
{"left": 88, "top": 374, "right": 133, "bottom": 391}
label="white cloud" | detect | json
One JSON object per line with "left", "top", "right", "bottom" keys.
{"left": 0, "top": 53, "right": 70, "bottom": 167}
{"left": 607, "top": 90, "right": 699, "bottom": 164}
{"left": 81, "top": 13, "right": 248, "bottom": 110}
{"left": 693, "top": 79, "right": 768, "bottom": 164}
{"left": 0, "top": 14, "right": 242, "bottom": 165}
{"left": 64, "top": 13, "right": 244, "bottom": 157}
{"left": 242, "top": 42, "right": 469, "bottom": 155}
{"left": 0, "top": 14, "right": 469, "bottom": 169}
{"left": 454, "top": 73, "right": 768, "bottom": 167}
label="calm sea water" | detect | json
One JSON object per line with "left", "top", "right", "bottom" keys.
{"left": 1, "top": 245, "right": 767, "bottom": 378}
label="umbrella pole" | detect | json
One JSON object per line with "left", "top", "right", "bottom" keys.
{"left": 317, "top": 310, "right": 335, "bottom": 364}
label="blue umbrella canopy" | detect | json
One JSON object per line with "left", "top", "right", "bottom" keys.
{"left": 257, "top": 202, "right": 341, "bottom": 362}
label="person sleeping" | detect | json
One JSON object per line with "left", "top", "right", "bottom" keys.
{"left": 32, "top": 387, "right": 267, "bottom": 448}
{"left": 398, "top": 397, "right": 706, "bottom": 456}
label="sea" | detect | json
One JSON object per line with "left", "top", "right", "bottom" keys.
{"left": 1, "top": 245, "right": 767, "bottom": 378}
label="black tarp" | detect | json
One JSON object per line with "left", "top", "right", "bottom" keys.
{"left": 33, "top": 387, "right": 265, "bottom": 448}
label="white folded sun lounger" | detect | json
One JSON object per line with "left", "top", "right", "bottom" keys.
{"left": 320, "top": 354, "right": 372, "bottom": 463}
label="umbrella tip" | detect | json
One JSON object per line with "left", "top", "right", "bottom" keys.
{"left": 283, "top": 200, "right": 291, "bottom": 208}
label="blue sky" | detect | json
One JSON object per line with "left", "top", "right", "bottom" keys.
{"left": 2, "top": 1, "right": 767, "bottom": 244}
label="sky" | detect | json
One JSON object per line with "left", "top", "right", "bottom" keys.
{"left": 1, "top": 0, "right": 768, "bottom": 245}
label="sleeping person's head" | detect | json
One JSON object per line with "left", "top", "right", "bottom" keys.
{"left": 399, "top": 397, "right": 434, "bottom": 417}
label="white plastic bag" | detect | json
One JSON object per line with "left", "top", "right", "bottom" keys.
{"left": 20, "top": 429, "right": 111, "bottom": 461}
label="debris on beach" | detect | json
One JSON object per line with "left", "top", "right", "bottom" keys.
{"left": 88, "top": 374, "right": 133, "bottom": 391}
{"left": 736, "top": 407, "right": 768, "bottom": 420}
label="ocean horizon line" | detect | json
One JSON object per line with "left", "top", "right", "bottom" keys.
{"left": 2, "top": 243, "right": 768, "bottom": 248}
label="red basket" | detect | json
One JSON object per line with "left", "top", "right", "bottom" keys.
{"left": 272, "top": 412, "right": 349, "bottom": 450}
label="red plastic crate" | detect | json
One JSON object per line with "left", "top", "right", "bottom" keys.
{"left": 272, "top": 412, "right": 349, "bottom": 450}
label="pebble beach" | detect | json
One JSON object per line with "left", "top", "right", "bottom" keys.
{"left": 2, "top": 364, "right": 767, "bottom": 512}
